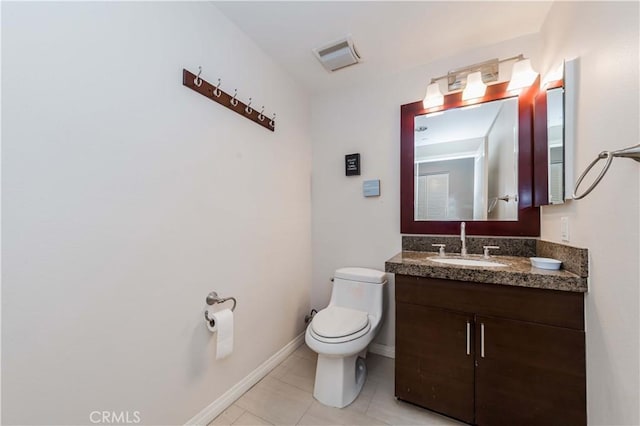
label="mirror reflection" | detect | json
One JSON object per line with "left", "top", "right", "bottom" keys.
{"left": 414, "top": 97, "right": 519, "bottom": 221}
{"left": 547, "top": 87, "right": 565, "bottom": 204}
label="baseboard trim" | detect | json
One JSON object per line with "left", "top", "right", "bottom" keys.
{"left": 185, "top": 333, "right": 305, "bottom": 425}
{"left": 369, "top": 343, "right": 395, "bottom": 359}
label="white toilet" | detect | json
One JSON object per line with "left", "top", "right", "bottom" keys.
{"left": 305, "top": 267, "right": 387, "bottom": 408}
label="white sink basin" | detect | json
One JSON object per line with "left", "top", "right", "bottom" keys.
{"left": 429, "top": 258, "right": 507, "bottom": 267}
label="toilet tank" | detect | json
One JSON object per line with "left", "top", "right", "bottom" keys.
{"left": 329, "top": 267, "right": 387, "bottom": 315}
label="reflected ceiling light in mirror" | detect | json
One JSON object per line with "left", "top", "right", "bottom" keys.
{"left": 460, "top": 104, "right": 481, "bottom": 111}
{"left": 423, "top": 82, "right": 444, "bottom": 109}
{"left": 426, "top": 111, "right": 444, "bottom": 117}
{"left": 462, "top": 72, "right": 487, "bottom": 100}
{"left": 507, "top": 58, "right": 539, "bottom": 91}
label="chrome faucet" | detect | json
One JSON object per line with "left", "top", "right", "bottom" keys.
{"left": 460, "top": 222, "right": 467, "bottom": 256}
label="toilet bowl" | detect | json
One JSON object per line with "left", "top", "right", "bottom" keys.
{"left": 305, "top": 267, "right": 387, "bottom": 408}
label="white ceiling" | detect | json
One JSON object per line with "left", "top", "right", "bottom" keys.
{"left": 415, "top": 97, "right": 513, "bottom": 145}
{"left": 414, "top": 97, "right": 518, "bottom": 160}
{"left": 214, "top": 1, "right": 553, "bottom": 94}
{"left": 414, "top": 97, "right": 518, "bottom": 161}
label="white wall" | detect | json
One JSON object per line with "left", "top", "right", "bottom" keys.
{"left": 2, "top": 2, "right": 311, "bottom": 425}
{"left": 539, "top": 2, "right": 639, "bottom": 424}
{"left": 310, "top": 34, "right": 540, "bottom": 347}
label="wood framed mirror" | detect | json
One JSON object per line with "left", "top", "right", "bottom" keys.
{"left": 400, "top": 80, "right": 540, "bottom": 236}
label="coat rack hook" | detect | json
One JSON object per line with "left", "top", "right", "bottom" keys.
{"left": 269, "top": 113, "right": 276, "bottom": 127}
{"left": 182, "top": 68, "right": 274, "bottom": 132}
{"left": 213, "top": 78, "right": 222, "bottom": 97}
{"left": 194, "top": 66, "right": 203, "bottom": 87}
{"left": 230, "top": 89, "right": 238, "bottom": 106}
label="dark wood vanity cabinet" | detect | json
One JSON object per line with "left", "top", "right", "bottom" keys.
{"left": 396, "top": 303, "right": 476, "bottom": 423}
{"left": 395, "top": 275, "right": 586, "bottom": 426}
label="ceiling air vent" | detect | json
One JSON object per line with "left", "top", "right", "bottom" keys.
{"left": 312, "top": 36, "right": 361, "bottom": 72}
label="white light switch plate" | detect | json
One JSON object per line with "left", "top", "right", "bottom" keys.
{"left": 561, "top": 217, "right": 570, "bottom": 241}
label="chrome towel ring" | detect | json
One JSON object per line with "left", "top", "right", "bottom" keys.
{"left": 573, "top": 144, "right": 640, "bottom": 200}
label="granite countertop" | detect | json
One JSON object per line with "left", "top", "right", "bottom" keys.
{"left": 385, "top": 250, "right": 587, "bottom": 292}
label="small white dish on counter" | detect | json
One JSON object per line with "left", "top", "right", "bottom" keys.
{"left": 530, "top": 257, "right": 562, "bottom": 270}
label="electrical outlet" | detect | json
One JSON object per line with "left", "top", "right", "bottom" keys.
{"left": 561, "top": 217, "right": 570, "bottom": 241}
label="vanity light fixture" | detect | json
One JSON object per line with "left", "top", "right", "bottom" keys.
{"left": 421, "top": 54, "right": 538, "bottom": 108}
{"left": 507, "top": 58, "right": 539, "bottom": 91}
{"left": 422, "top": 82, "right": 444, "bottom": 109}
{"left": 462, "top": 71, "right": 487, "bottom": 100}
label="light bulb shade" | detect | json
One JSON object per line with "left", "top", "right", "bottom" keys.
{"left": 423, "top": 83, "right": 444, "bottom": 109}
{"left": 507, "top": 58, "right": 539, "bottom": 91}
{"left": 462, "top": 71, "right": 487, "bottom": 100}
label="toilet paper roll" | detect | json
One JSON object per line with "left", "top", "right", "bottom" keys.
{"left": 206, "top": 308, "right": 234, "bottom": 359}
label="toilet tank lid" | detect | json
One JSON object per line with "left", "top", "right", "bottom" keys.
{"left": 334, "top": 267, "right": 387, "bottom": 284}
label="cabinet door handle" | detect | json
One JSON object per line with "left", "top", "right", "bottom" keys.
{"left": 480, "top": 322, "right": 485, "bottom": 358}
{"left": 466, "top": 321, "right": 471, "bottom": 355}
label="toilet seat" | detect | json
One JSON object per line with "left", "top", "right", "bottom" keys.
{"left": 310, "top": 306, "right": 371, "bottom": 343}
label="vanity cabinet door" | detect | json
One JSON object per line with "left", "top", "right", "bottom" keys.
{"left": 396, "top": 302, "right": 475, "bottom": 424}
{"left": 474, "top": 316, "right": 586, "bottom": 426}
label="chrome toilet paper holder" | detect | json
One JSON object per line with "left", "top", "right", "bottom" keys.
{"left": 204, "top": 291, "right": 237, "bottom": 327}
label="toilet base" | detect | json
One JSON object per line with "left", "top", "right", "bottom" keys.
{"left": 313, "top": 352, "right": 367, "bottom": 408}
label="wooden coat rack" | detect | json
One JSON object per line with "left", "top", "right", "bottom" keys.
{"left": 182, "top": 68, "right": 275, "bottom": 132}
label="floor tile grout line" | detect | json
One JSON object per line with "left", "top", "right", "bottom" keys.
{"left": 235, "top": 410, "right": 274, "bottom": 426}
{"left": 253, "top": 367, "right": 315, "bottom": 426}
{"left": 269, "top": 372, "right": 314, "bottom": 395}
{"left": 294, "top": 396, "right": 315, "bottom": 426}
{"left": 210, "top": 404, "right": 247, "bottom": 426}
{"left": 363, "top": 383, "right": 379, "bottom": 418}
{"left": 269, "top": 356, "right": 317, "bottom": 395}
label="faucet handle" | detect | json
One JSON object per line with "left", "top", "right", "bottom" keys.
{"left": 432, "top": 244, "right": 446, "bottom": 257}
{"left": 483, "top": 245, "right": 500, "bottom": 259}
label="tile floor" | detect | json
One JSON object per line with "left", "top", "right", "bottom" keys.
{"left": 209, "top": 344, "right": 464, "bottom": 426}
